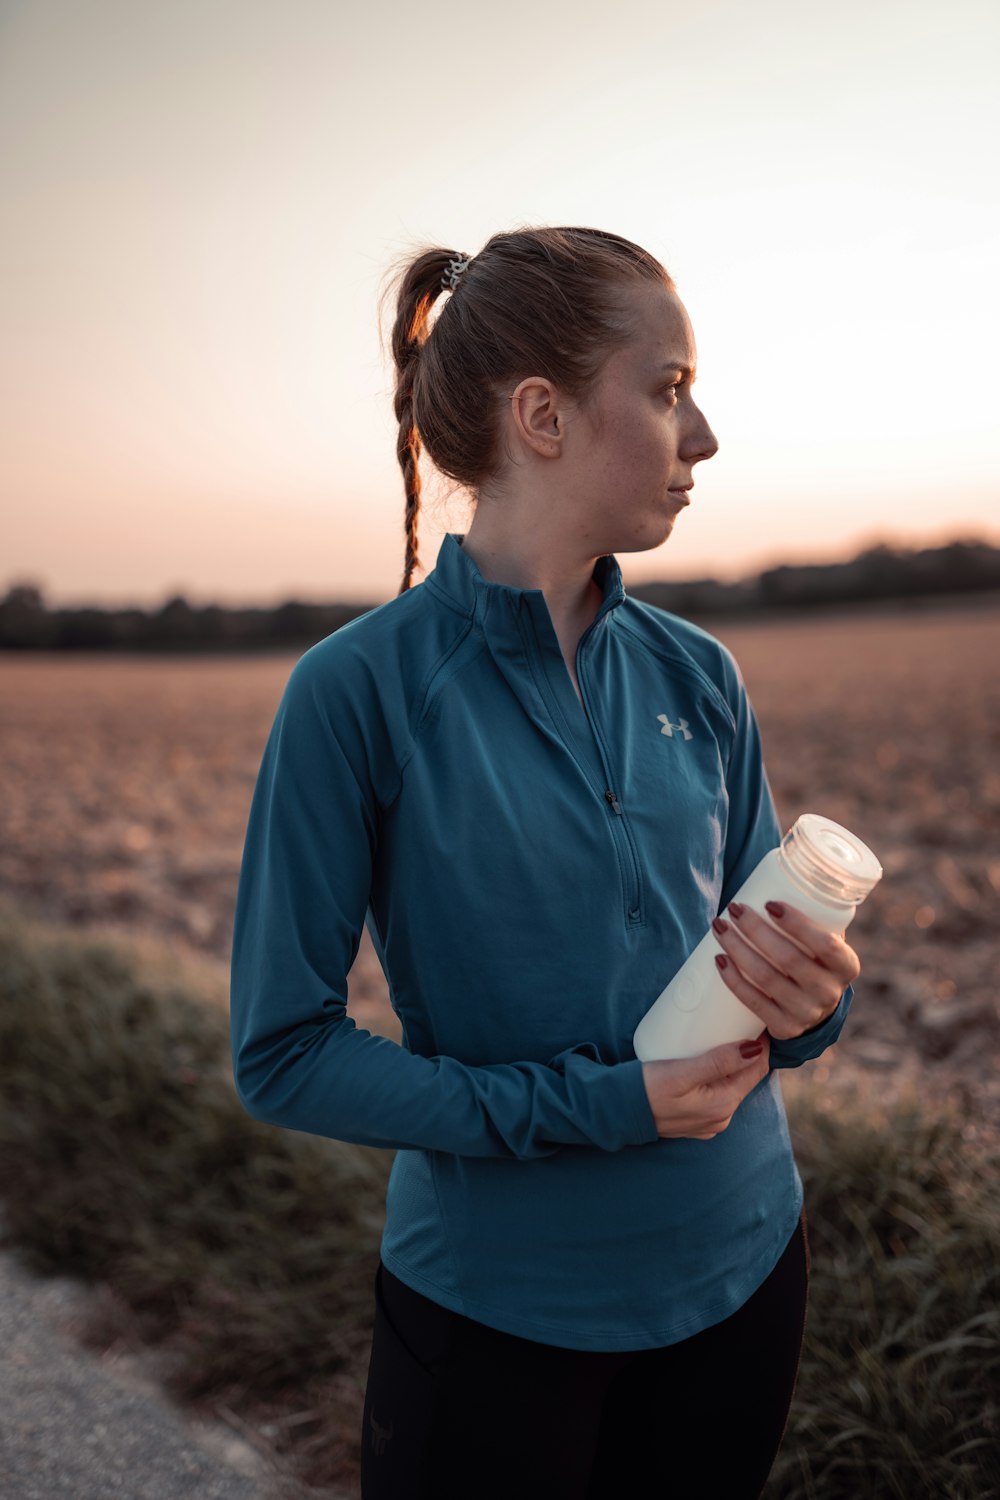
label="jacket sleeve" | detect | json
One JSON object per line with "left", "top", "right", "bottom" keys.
{"left": 230, "top": 650, "right": 658, "bottom": 1160}
{"left": 716, "top": 649, "right": 854, "bottom": 1071}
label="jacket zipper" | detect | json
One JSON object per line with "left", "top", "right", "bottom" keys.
{"left": 520, "top": 602, "right": 645, "bottom": 930}
{"left": 600, "top": 787, "right": 643, "bottom": 925}
{"left": 572, "top": 640, "right": 642, "bottom": 926}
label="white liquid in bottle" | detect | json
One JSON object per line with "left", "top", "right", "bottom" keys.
{"left": 632, "top": 814, "right": 883, "bottom": 1062}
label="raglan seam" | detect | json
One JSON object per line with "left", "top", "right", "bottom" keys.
{"left": 380, "top": 605, "right": 479, "bottom": 812}
{"left": 614, "top": 613, "right": 739, "bottom": 733}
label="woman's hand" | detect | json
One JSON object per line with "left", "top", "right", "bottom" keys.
{"left": 641, "top": 1038, "right": 772, "bottom": 1140}
{"left": 710, "top": 900, "right": 862, "bottom": 1043}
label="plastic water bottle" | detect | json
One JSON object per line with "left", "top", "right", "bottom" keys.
{"left": 633, "top": 813, "right": 883, "bottom": 1061}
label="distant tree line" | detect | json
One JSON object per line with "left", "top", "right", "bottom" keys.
{"left": 0, "top": 587, "right": 366, "bottom": 652}
{"left": 2, "top": 537, "right": 999, "bottom": 652}
{"left": 630, "top": 537, "right": 1000, "bottom": 618}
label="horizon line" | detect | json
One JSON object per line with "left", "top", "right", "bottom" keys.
{"left": 6, "top": 530, "right": 999, "bottom": 614}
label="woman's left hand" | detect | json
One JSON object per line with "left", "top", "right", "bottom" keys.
{"left": 710, "top": 900, "right": 862, "bottom": 1042}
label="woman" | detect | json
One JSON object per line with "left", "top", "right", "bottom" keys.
{"left": 230, "top": 226, "right": 861, "bottom": 1498}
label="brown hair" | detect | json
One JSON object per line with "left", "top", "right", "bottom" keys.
{"left": 379, "top": 225, "right": 674, "bottom": 593}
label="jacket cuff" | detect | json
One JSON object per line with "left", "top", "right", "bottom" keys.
{"left": 768, "top": 983, "right": 855, "bottom": 1070}
{"left": 618, "top": 1058, "right": 661, "bottom": 1144}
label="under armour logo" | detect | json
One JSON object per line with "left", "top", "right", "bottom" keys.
{"left": 657, "top": 714, "right": 693, "bottom": 741}
{"left": 370, "top": 1409, "right": 393, "bottom": 1457}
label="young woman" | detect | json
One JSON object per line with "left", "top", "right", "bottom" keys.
{"left": 230, "top": 226, "right": 862, "bottom": 1499}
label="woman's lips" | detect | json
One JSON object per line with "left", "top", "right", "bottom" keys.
{"left": 668, "top": 489, "right": 691, "bottom": 505}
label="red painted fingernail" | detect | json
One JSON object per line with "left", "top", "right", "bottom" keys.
{"left": 766, "top": 901, "right": 785, "bottom": 919}
{"left": 711, "top": 917, "right": 728, "bottom": 935}
{"left": 729, "top": 901, "right": 744, "bottom": 920}
{"left": 739, "top": 1040, "right": 764, "bottom": 1058}
{"left": 715, "top": 954, "right": 728, "bottom": 970}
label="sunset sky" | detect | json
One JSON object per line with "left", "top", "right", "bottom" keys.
{"left": 1, "top": 0, "right": 997, "bottom": 606}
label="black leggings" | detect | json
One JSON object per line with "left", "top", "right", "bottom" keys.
{"left": 361, "top": 1205, "right": 810, "bottom": 1499}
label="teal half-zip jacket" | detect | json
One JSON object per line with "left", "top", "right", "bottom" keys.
{"left": 230, "top": 532, "right": 854, "bottom": 1351}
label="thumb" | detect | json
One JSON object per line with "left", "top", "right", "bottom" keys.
{"left": 693, "top": 1035, "right": 769, "bottom": 1083}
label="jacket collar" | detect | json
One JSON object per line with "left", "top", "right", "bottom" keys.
{"left": 424, "top": 533, "right": 626, "bottom": 633}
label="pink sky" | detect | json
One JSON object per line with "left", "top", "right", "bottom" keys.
{"left": 2, "top": 0, "right": 997, "bottom": 606}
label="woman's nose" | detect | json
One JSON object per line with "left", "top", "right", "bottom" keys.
{"left": 685, "top": 405, "right": 719, "bottom": 464}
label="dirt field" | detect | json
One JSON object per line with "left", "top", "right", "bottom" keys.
{"left": 3, "top": 596, "right": 999, "bottom": 1139}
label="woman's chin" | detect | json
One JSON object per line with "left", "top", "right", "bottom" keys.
{"left": 614, "top": 518, "right": 676, "bottom": 556}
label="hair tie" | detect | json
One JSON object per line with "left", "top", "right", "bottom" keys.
{"left": 442, "top": 253, "right": 472, "bottom": 291}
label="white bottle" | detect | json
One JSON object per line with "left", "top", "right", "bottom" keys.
{"left": 633, "top": 814, "right": 883, "bottom": 1062}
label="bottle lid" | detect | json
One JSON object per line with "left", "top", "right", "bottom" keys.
{"left": 781, "top": 814, "right": 883, "bottom": 906}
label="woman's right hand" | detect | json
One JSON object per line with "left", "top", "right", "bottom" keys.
{"left": 641, "top": 1036, "right": 771, "bottom": 1139}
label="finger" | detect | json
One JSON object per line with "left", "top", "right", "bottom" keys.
{"left": 714, "top": 915, "right": 845, "bottom": 1019}
{"left": 712, "top": 947, "right": 780, "bottom": 1029}
{"left": 722, "top": 904, "right": 816, "bottom": 984}
{"left": 714, "top": 909, "right": 813, "bottom": 993}
{"left": 699, "top": 1034, "right": 771, "bottom": 1082}
{"left": 758, "top": 901, "right": 862, "bottom": 983}
{"left": 664, "top": 1037, "right": 767, "bottom": 1093}
{"left": 714, "top": 941, "right": 843, "bottom": 1039}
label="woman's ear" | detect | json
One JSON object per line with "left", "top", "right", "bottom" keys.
{"left": 507, "top": 377, "right": 566, "bottom": 459}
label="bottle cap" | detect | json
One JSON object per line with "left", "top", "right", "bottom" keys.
{"left": 781, "top": 814, "right": 883, "bottom": 906}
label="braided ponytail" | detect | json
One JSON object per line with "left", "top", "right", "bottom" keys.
{"left": 384, "top": 255, "right": 459, "bottom": 593}
{"left": 394, "top": 337, "right": 424, "bottom": 595}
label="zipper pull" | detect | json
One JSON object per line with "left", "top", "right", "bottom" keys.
{"left": 604, "top": 789, "right": 624, "bottom": 816}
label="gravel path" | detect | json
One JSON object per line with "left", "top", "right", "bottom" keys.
{"left": 0, "top": 1245, "right": 354, "bottom": 1500}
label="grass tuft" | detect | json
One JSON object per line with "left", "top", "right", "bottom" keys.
{"left": 0, "top": 906, "right": 997, "bottom": 1496}
{"left": 770, "top": 1077, "right": 999, "bottom": 1497}
{"left": 0, "top": 907, "right": 391, "bottom": 1487}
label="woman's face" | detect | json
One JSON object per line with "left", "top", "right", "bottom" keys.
{"left": 566, "top": 282, "right": 719, "bottom": 558}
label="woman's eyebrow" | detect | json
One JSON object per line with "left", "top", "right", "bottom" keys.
{"left": 656, "top": 361, "right": 695, "bottom": 377}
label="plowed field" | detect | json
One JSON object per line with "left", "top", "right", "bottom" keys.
{"left": 3, "top": 597, "right": 998, "bottom": 1138}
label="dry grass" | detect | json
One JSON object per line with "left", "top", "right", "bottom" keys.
{"left": 770, "top": 1071, "right": 999, "bottom": 1498}
{"left": 0, "top": 906, "right": 996, "bottom": 1496}
{"left": 0, "top": 904, "right": 391, "bottom": 1490}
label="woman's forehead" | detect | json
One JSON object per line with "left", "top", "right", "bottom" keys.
{"left": 615, "top": 284, "right": 696, "bottom": 373}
